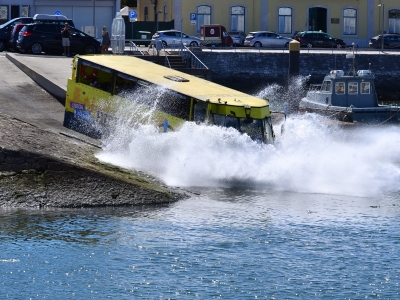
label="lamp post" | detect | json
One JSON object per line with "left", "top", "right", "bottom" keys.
{"left": 156, "top": 10, "right": 162, "bottom": 31}
{"left": 378, "top": 3, "right": 384, "bottom": 52}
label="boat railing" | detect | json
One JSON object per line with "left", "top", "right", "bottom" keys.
{"left": 309, "top": 84, "right": 322, "bottom": 91}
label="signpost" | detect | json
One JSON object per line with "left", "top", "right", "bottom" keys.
{"left": 190, "top": 13, "right": 196, "bottom": 25}
{"left": 190, "top": 13, "right": 196, "bottom": 35}
{"left": 129, "top": 10, "right": 137, "bottom": 40}
{"left": 129, "top": 10, "right": 137, "bottom": 22}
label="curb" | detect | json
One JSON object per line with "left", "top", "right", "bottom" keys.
{"left": 6, "top": 53, "right": 66, "bottom": 105}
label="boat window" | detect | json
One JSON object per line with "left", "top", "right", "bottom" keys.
{"left": 348, "top": 82, "right": 358, "bottom": 94}
{"left": 321, "top": 80, "right": 332, "bottom": 92}
{"left": 335, "top": 82, "right": 345, "bottom": 94}
{"left": 361, "top": 82, "right": 370, "bottom": 94}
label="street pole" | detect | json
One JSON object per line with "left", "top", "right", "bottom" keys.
{"left": 378, "top": 3, "right": 384, "bottom": 52}
{"left": 156, "top": 10, "right": 162, "bottom": 31}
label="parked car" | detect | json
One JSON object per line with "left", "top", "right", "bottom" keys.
{"left": 151, "top": 30, "right": 201, "bottom": 48}
{"left": 291, "top": 31, "right": 303, "bottom": 39}
{"left": 294, "top": 31, "right": 346, "bottom": 48}
{"left": 8, "top": 23, "right": 26, "bottom": 52}
{"left": 244, "top": 31, "right": 293, "bottom": 48}
{"left": 17, "top": 23, "right": 100, "bottom": 55}
{"left": 0, "top": 14, "right": 75, "bottom": 52}
{"left": 229, "top": 31, "right": 246, "bottom": 46}
{"left": 0, "top": 17, "right": 33, "bottom": 51}
{"left": 369, "top": 33, "right": 400, "bottom": 49}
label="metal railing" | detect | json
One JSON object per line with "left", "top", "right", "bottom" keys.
{"left": 179, "top": 44, "right": 209, "bottom": 70}
{"left": 126, "top": 41, "right": 144, "bottom": 55}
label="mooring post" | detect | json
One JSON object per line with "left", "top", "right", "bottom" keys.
{"left": 288, "top": 40, "right": 300, "bottom": 79}
{"left": 287, "top": 40, "right": 301, "bottom": 113}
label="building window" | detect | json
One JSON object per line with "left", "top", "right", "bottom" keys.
{"left": 163, "top": 5, "right": 167, "bottom": 22}
{"left": 230, "top": 6, "right": 245, "bottom": 32}
{"left": 278, "top": 7, "right": 292, "bottom": 34}
{"left": 0, "top": 6, "right": 8, "bottom": 21}
{"left": 389, "top": 9, "right": 400, "bottom": 33}
{"left": 144, "top": 6, "right": 148, "bottom": 21}
{"left": 21, "top": 5, "right": 29, "bottom": 17}
{"left": 197, "top": 5, "right": 211, "bottom": 32}
{"left": 343, "top": 8, "right": 357, "bottom": 35}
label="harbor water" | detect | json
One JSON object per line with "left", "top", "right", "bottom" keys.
{"left": 2, "top": 84, "right": 400, "bottom": 298}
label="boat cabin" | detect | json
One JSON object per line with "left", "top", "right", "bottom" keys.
{"left": 307, "top": 69, "right": 378, "bottom": 109}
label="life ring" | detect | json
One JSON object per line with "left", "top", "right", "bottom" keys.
{"left": 80, "top": 65, "right": 98, "bottom": 81}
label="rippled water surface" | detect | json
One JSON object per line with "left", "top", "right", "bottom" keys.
{"left": 3, "top": 88, "right": 400, "bottom": 298}
{"left": 2, "top": 188, "right": 400, "bottom": 299}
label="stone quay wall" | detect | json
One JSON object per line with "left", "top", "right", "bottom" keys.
{"left": 194, "top": 51, "right": 400, "bottom": 101}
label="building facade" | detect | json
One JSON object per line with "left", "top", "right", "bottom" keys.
{"left": 138, "top": 0, "right": 400, "bottom": 47}
{"left": 0, "top": 0, "right": 121, "bottom": 38}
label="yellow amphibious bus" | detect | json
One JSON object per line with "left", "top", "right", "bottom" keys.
{"left": 63, "top": 55, "right": 275, "bottom": 144}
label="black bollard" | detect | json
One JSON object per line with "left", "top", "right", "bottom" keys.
{"left": 288, "top": 40, "right": 300, "bottom": 77}
{"left": 287, "top": 40, "right": 301, "bottom": 113}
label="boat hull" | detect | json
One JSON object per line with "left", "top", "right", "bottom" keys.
{"left": 300, "top": 98, "right": 400, "bottom": 124}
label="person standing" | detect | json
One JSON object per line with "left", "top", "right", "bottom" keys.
{"left": 61, "top": 22, "right": 71, "bottom": 56}
{"left": 101, "top": 26, "right": 110, "bottom": 54}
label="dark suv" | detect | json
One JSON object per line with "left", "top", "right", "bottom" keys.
{"left": 0, "top": 17, "right": 33, "bottom": 51}
{"left": 0, "top": 14, "right": 75, "bottom": 52}
{"left": 295, "top": 31, "right": 346, "bottom": 49}
{"left": 369, "top": 33, "right": 400, "bottom": 49}
{"left": 17, "top": 23, "right": 100, "bottom": 55}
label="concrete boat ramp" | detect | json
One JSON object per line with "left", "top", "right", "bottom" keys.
{"left": 0, "top": 52, "right": 187, "bottom": 208}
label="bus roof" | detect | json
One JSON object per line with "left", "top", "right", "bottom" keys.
{"left": 77, "top": 55, "right": 269, "bottom": 109}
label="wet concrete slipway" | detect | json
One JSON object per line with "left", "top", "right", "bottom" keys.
{"left": 0, "top": 52, "right": 189, "bottom": 208}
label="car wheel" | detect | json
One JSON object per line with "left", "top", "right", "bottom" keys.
{"left": 84, "top": 44, "right": 97, "bottom": 54}
{"left": 190, "top": 41, "right": 198, "bottom": 47}
{"left": 30, "top": 42, "right": 43, "bottom": 54}
{"left": 254, "top": 41, "right": 262, "bottom": 48}
{"left": 384, "top": 43, "right": 390, "bottom": 48}
{"left": 0, "top": 40, "right": 5, "bottom": 52}
{"left": 307, "top": 43, "right": 313, "bottom": 49}
{"left": 284, "top": 42, "right": 289, "bottom": 48}
{"left": 336, "top": 44, "right": 342, "bottom": 49}
{"left": 162, "top": 41, "right": 167, "bottom": 48}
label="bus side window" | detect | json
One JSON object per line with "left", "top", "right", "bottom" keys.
{"left": 193, "top": 101, "right": 207, "bottom": 123}
{"left": 156, "top": 95, "right": 191, "bottom": 120}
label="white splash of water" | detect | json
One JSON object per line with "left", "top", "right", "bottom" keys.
{"left": 95, "top": 110, "right": 400, "bottom": 197}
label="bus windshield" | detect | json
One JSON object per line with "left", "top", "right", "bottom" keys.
{"left": 211, "top": 113, "right": 271, "bottom": 143}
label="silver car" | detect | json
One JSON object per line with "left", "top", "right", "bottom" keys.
{"left": 229, "top": 31, "right": 246, "bottom": 46}
{"left": 151, "top": 30, "right": 201, "bottom": 48}
{"left": 244, "top": 31, "right": 293, "bottom": 48}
